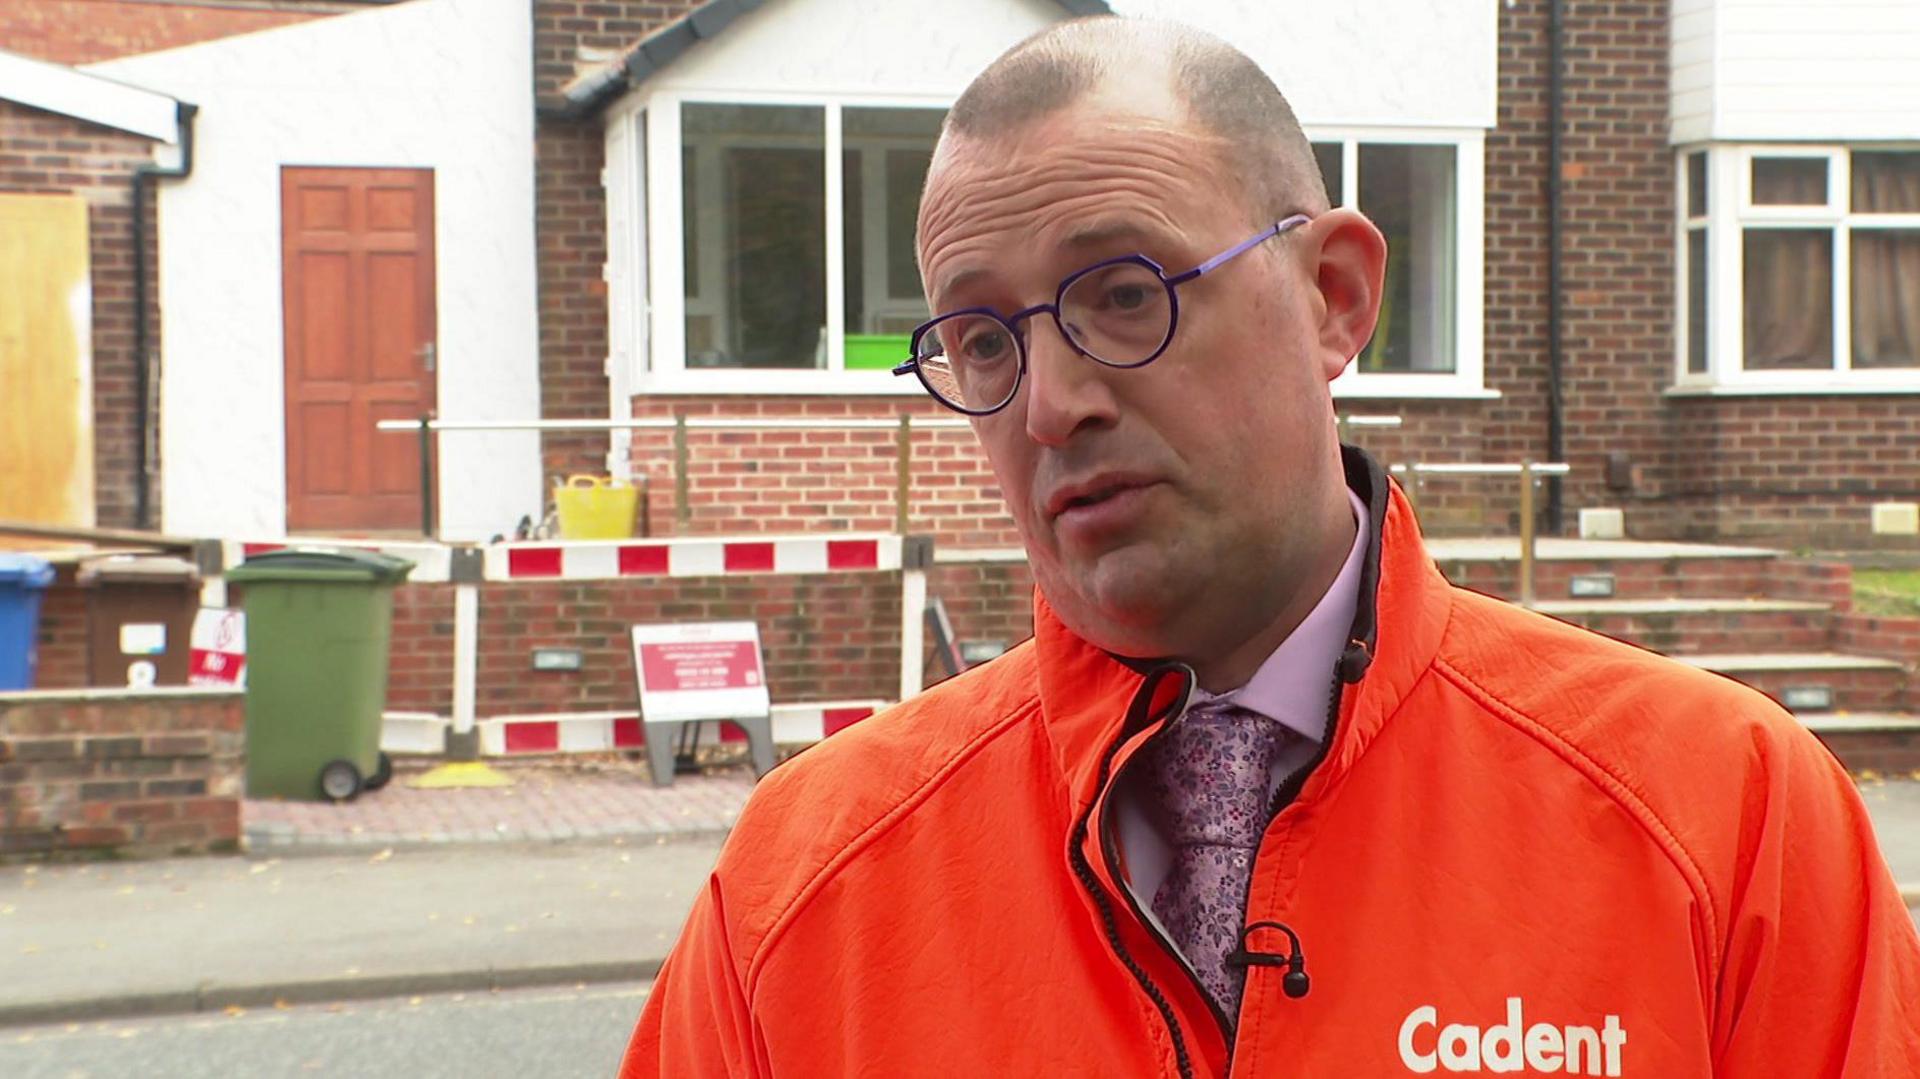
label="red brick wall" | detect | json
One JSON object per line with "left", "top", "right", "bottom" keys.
{"left": 1447, "top": 0, "right": 1679, "bottom": 538}
{"left": 1668, "top": 397, "right": 1920, "bottom": 544}
{"left": 0, "top": 687, "right": 244, "bottom": 858}
{"left": 0, "top": 0, "right": 345, "bottom": 65}
{"left": 0, "top": 101, "right": 159, "bottom": 529}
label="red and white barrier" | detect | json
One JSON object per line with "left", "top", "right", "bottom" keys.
{"left": 474, "top": 700, "right": 888, "bottom": 757}
{"left": 480, "top": 534, "right": 901, "bottom": 582}
{"left": 212, "top": 530, "right": 921, "bottom": 763}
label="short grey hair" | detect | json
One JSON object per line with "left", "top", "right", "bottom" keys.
{"left": 943, "top": 17, "right": 1330, "bottom": 223}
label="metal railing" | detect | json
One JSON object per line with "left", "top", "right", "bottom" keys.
{"left": 1388, "top": 460, "right": 1573, "bottom": 607}
{"left": 381, "top": 413, "right": 1411, "bottom": 541}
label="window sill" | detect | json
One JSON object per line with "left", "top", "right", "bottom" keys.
{"left": 1332, "top": 378, "right": 1501, "bottom": 400}
{"left": 634, "top": 370, "right": 928, "bottom": 396}
{"left": 1666, "top": 380, "right": 1920, "bottom": 398}
{"left": 636, "top": 369, "right": 1503, "bottom": 401}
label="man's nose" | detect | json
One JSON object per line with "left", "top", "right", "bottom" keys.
{"left": 1021, "top": 316, "right": 1119, "bottom": 447}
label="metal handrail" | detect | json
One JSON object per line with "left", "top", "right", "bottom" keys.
{"left": 378, "top": 412, "right": 1413, "bottom": 543}
{"left": 1390, "top": 460, "right": 1573, "bottom": 608}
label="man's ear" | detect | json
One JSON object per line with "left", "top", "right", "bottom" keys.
{"left": 1304, "top": 208, "right": 1388, "bottom": 382}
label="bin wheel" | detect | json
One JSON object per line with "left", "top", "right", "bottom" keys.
{"left": 318, "top": 759, "right": 363, "bottom": 803}
{"left": 366, "top": 752, "right": 394, "bottom": 792}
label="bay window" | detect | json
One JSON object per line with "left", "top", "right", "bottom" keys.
{"left": 1678, "top": 145, "right": 1920, "bottom": 388}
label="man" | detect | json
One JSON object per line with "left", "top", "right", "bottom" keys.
{"left": 624, "top": 18, "right": 1920, "bottom": 1076}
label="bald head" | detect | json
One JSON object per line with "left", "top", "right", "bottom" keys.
{"left": 941, "top": 17, "right": 1329, "bottom": 225}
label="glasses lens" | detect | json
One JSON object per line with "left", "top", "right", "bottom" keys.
{"left": 1058, "top": 261, "right": 1174, "bottom": 365}
{"left": 914, "top": 313, "right": 1022, "bottom": 413}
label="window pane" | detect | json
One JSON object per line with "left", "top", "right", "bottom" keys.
{"left": 842, "top": 107, "right": 944, "bottom": 369}
{"left": 682, "top": 103, "right": 826, "bottom": 370}
{"left": 1687, "top": 229, "right": 1708, "bottom": 373}
{"left": 1312, "top": 142, "right": 1343, "bottom": 206}
{"left": 1358, "top": 144, "right": 1456, "bottom": 373}
{"left": 682, "top": 145, "right": 699, "bottom": 298}
{"left": 1851, "top": 229, "right": 1920, "bottom": 368}
{"left": 1686, "top": 150, "right": 1707, "bottom": 218}
{"left": 1751, "top": 157, "right": 1827, "bottom": 206}
{"left": 1852, "top": 151, "right": 1920, "bottom": 214}
{"left": 1742, "top": 229, "right": 1833, "bottom": 369}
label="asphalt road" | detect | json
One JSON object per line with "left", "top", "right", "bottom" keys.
{"left": 0, "top": 981, "right": 652, "bottom": 1079}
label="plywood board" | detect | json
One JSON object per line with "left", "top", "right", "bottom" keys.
{"left": 0, "top": 192, "right": 95, "bottom": 527}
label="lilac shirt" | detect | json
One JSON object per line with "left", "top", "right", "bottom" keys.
{"left": 1115, "top": 489, "right": 1370, "bottom": 919}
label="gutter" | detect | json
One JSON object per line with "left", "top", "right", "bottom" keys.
{"left": 131, "top": 100, "right": 198, "bottom": 531}
{"left": 1544, "top": 0, "right": 1566, "bottom": 532}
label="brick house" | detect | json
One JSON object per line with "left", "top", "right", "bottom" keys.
{"left": 6, "top": 0, "right": 1914, "bottom": 547}
{"left": 534, "top": 0, "right": 1920, "bottom": 550}
{"left": 2, "top": 0, "right": 1915, "bottom": 727}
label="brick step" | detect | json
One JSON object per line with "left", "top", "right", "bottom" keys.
{"left": 1677, "top": 653, "right": 1911, "bottom": 714}
{"left": 1437, "top": 555, "right": 1786, "bottom": 604}
{"left": 1800, "top": 713, "right": 1920, "bottom": 775}
{"left": 1531, "top": 598, "right": 1834, "bottom": 655}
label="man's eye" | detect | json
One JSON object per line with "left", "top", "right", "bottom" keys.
{"left": 1105, "top": 284, "right": 1150, "bottom": 311}
{"left": 961, "top": 330, "right": 1013, "bottom": 364}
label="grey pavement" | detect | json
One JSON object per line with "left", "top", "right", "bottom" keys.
{"left": 3, "top": 778, "right": 1918, "bottom": 1031}
{"left": 0, "top": 838, "right": 717, "bottom": 1026}
{"left": 0, "top": 981, "right": 650, "bottom": 1079}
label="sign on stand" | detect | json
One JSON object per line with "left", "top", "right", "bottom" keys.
{"left": 630, "top": 622, "right": 774, "bottom": 786}
{"left": 187, "top": 607, "right": 247, "bottom": 688}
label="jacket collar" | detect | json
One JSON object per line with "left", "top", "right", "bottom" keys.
{"left": 1032, "top": 446, "right": 1454, "bottom": 811}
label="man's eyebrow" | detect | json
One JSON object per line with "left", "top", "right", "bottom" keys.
{"left": 1060, "top": 221, "right": 1151, "bottom": 248}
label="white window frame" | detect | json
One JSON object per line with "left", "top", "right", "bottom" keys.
{"left": 634, "top": 90, "right": 949, "bottom": 396}
{"left": 1672, "top": 143, "right": 1920, "bottom": 395}
{"left": 1309, "top": 126, "right": 1493, "bottom": 400}
{"left": 616, "top": 100, "right": 1491, "bottom": 399}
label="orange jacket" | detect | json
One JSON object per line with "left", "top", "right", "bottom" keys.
{"left": 624, "top": 454, "right": 1920, "bottom": 1076}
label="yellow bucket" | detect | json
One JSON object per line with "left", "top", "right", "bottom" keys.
{"left": 553, "top": 475, "right": 639, "bottom": 540}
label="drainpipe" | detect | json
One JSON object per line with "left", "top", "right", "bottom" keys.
{"left": 130, "top": 100, "right": 199, "bottom": 531}
{"left": 1544, "top": 0, "right": 1566, "bottom": 533}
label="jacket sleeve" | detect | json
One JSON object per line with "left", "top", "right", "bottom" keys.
{"left": 1712, "top": 728, "right": 1920, "bottom": 1076}
{"left": 620, "top": 875, "right": 765, "bottom": 1078}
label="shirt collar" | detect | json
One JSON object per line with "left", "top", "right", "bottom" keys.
{"left": 1191, "top": 488, "right": 1370, "bottom": 744}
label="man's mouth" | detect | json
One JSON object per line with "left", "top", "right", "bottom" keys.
{"left": 1046, "top": 474, "right": 1158, "bottom": 520}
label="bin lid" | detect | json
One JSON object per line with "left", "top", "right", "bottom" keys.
{"left": 78, "top": 554, "right": 202, "bottom": 587}
{"left": 225, "top": 547, "right": 414, "bottom": 584}
{"left": 0, "top": 554, "right": 55, "bottom": 589}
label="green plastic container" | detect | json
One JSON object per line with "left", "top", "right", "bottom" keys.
{"left": 845, "top": 334, "right": 912, "bottom": 371}
{"left": 226, "top": 548, "right": 413, "bottom": 802}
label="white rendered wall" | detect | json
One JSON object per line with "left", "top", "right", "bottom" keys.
{"left": 88, "top": 0, "right": 541, "bottom": 541}
{"left": 1112, "top": 0, "right": 1495, "bottom": 130}
{"left": 1671, "top": 0, "right": 1920, "bottom": 144}
{"left": 637, "top": 0, "right": 1495, "bottom": 130}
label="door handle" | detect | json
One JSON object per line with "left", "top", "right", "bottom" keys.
{"left": 418, "top": 341, "right": 437, "bottom": 372}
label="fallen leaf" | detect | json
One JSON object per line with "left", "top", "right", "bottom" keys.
{"left": 223, "top": 1006, "right": 246, "bottom": 1018}
{"left": 274, "top": 999, "right": 292, "bottom": 1011}
{"left": 369, "top": 849, "right": 393, "bottom": 864}
{"left": 21, "top": 944, "right": 39, "bottom": 955}
{"left": 408, "top": 997, "right": 423, "bottom": 1006}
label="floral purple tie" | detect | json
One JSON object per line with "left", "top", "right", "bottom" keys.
{"left": 1146, "top": 700, "right": 1293, "bottom": 1019}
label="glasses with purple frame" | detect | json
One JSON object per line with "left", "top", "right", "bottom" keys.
{"left": 894, "top": 213, "right": 1312, "bottom": 416}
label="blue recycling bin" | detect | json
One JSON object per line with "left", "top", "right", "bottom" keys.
{"left": 0, "top": 555, "right": 55, "bottom": 690}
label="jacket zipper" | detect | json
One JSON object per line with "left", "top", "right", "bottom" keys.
{"left": 1082, "top": 652, "right": 1367, "bottom": 1067}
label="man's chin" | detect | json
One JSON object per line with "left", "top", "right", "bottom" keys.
{"left": 1045, "top": 549, "right": 1195, "bottom": 652}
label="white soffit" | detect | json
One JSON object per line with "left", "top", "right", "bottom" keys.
{"left": 0, "top": 48, "right": 180, "bottom": 143}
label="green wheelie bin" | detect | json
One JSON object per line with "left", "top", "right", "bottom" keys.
{"left": 226, "top": 548, "right": 414, "bottom": 802}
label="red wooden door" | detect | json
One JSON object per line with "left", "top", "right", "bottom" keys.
{"left": 281, "top": 167, "right": 436, "bottom": 533}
